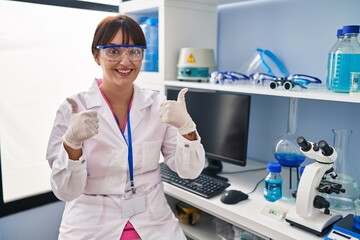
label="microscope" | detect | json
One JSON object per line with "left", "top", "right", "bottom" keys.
{"left": 285, "top": 136, "right": 344, "bottom": 236}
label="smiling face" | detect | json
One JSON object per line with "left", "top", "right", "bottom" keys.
{"left": 98, "top": 30, "right": 142, "bottom": 88}
{"left": 91, "top": 15, "right": 146, "bottom": 90}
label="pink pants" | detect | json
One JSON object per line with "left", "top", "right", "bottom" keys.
{"left": 120, "top": 221, "right": 141, "bottom": 240}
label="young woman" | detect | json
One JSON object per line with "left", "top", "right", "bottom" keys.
{"left": 46, "top": 14, "right": 205, "bottom": 240}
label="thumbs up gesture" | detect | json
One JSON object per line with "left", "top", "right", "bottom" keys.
{"left": 63, "top": 98, "right": 99, "bottom": 150}
{"left": 160, "top": 88, "right": 196, "bottom": 135}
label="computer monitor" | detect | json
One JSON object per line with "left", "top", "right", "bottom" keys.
{"left": 165, "top": 87, "right": 251, "bottom": 180}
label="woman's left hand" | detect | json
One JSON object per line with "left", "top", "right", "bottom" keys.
{"left": 160, "top": 88, "right": 196, "bottom": 135}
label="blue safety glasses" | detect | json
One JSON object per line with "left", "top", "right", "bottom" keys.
{"left": 96, "top": 44, "right": 146, "bottom": 62}
{"left": 210, "top": 71, "right": 250, "bottom": 84}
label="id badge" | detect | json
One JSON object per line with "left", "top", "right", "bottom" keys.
{"left": 121, "top": 192, "right": 146, "bottom": 218}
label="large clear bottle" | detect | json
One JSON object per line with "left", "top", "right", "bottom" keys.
{"left": 264, "top": 162, "right": 283, "bottom": 202}
{"left": 331, "top": 25, "right": 360, "bottom": 93}
{"left": 326, "top": 28, "right": 344, "bottom": 90}
{"left": 141, "top": 18, "right": 159, "bottom": 72}
{"left": 325, "top": 129, "right": 360, "bottom": 211}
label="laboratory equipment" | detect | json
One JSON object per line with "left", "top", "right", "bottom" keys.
{"left": 264, "top": 162, "right": 283, "bottom": 202}
{"left": 160, "top": 162, "right": 230, "bottom": 199}
{"left": 324, "top": 129, "right": 360, "bottom": 211}
{"left": 165, "top": 87, "right": 251, "bottom": 179}
{"left": 141, "top": 17, "right": 158, "bottom": 72}
{"left": 238, "top": 48, "right": 289, "bottom": 79}
{"left": 273, "top": 98, "right": 304, "bottom": 198}
{"left": 331, "top": 25, "right": 360, "bottom": 93}
{"left": 350, "top": 72, "right": 360, "bottom": 94}
{"left": 210, "top": 71, "right": 249, "bottom": 84}
{"left": 326, "top": 28, "right": 344, "bottom": 90}
{"left": 325, "top": 214, "right": 360, "bottom": 240}
{"left": 285, "top": 136, "right": 343, "bottom": 236}
{"left": 354, "top": 199, "right": 360, "bottom": 230}
{"left": 177, "top": 48, "right": 216, "bottom": 82}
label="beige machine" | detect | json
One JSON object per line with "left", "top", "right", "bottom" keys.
{"left": 177, "top": 48, "right": 215, "bottom": 82}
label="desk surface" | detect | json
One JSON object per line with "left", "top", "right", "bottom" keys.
{"left": 164, "top": 159, "right": 334, "bottom": 240}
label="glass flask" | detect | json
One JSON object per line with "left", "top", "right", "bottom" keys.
{"left": 325, "top": 129, "right": 360, "bottom": 211}
{"left": 274, "top": 98, "right": 305, "bottom": 167}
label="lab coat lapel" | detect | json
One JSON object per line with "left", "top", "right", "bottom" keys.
{"left": 130, "top": 85, "right": 153, "bottom": 134}
{"left": 83, "top": 79, "right": 124, "bottom": 141}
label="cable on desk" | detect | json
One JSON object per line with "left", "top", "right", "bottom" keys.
{"left": 222, "top": 167, "right": 267, "bottom": 174}
{"left": 246, "top": 177, "right": 265, "bottom": 195}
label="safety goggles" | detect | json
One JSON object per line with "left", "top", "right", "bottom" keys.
{"left": 96, "top": 44, "right": 146, "bottom": 62}
{"left": 210, "top": 71, "right": 250, "bottom": 84}
{"left": 249, "top": 73, "right": 322, "bottom": 90}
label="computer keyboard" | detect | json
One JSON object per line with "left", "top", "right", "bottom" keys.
{"left": 160, "top": 162, "right": 230, "bottom": 198}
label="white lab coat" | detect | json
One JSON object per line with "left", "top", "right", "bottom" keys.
{"left": 46, "top": 79, "right": 205, "bottom": 240}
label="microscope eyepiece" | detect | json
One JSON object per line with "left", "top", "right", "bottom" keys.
{"left": 297, "top": 136, "right": 311, "bottom": 152}
{"left": 318, "top": 140, "right": 334, "bottom": 156}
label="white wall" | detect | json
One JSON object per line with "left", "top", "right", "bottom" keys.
{"left": 0, "top": 0, "right": 114, "bottom": 204}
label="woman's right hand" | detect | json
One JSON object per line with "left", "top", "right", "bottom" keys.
{"left": 63, "top": 98, "right": 99, "bottom": 150}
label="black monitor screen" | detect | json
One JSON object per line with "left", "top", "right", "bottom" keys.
{"left": 165, "top": 87, "right": 251, "bottom": 178}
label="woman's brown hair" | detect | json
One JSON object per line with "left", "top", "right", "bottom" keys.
{"left": 91, "top": 14, "right": 146, "bottom": 60}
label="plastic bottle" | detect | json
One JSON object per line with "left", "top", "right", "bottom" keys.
{"left": 264, "top": 162, "right": 283, "bottom": 202}
{"left": 141, "top": 18, "right": 159, "bottom": 72}
{"left": 326, "top": 28, "right": 344, "bottom": 90}
{"left": 331, "top": 25, "right": 360, "bottom": 93}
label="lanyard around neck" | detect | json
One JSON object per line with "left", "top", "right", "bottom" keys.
{"left": 114, "top": 112, "right": 136, "bottom": 194}
{"left": 99, "top": 86, "right": 136, "bottom": 194}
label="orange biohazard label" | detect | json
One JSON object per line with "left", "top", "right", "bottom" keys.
{"left": 187, "top": 54, "right": 196, "bottom": 63}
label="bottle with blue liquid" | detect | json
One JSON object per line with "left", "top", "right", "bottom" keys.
{"left": 326, "top": 28, "right": 344, "bottom": 90}
{"left": 140, "top": 17, "right": 159, "bottom": 72}
{"left": 264, "top": 162, "right": 283, "bottom": 202}
{"left": 331, "top": 25, "right": 360, "bottom": 93}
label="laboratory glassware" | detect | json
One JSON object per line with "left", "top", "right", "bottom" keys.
{"left": 325, "top": 129, "right": 360, "bottom": 211}
{"left": 273, "top": 98, "right": 305, "bottom": 198}
{"left": 354, "top": 199, "right": 360, "bottom": 230}
{"left": 326, "top": 28, "right": 344, "bottom": 90}
{"left": 273, "top": 98, "right": 305, "bottom": 167}
{"left": 141, "top": 17, "right": 159, "bottom": 72}
{"left": 264, "top": 162, "right": 283, "bottom": 202}
{"left": 331, "top": 25, "right": 360, "bottom": 93}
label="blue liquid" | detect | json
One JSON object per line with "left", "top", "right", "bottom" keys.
{"left": 354, "top": 215, "right": 360, "bottom": 230}
{"left": 274, "top": 153, "right": 305, "bottom": 167}
{"left": 264, "top": 178, "right": 282, "bottom": 202}
{"left": 326, "top": 52, "right": 335, "bottom": 90}
{"left": 331, "top": 54, "right": 360, "bottom": 93}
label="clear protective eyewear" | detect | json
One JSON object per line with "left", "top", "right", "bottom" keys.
{"left": 249, "top": 72, "right": 322, "bottom": 90}
{"left": 210, "top": 71, "right": 250, "bottom": 84}
{"left": 96, "top": 44, "right": 146, "bottom": 62}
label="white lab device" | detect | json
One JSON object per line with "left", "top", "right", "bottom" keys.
{"left": 285, "top": 137, "right": 343, "bottom": 236}
{"left": 177, "top": 48, "right": 215, "bottom": 82}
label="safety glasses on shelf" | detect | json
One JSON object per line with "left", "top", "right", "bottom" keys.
{"left": 96, "top": 44, "right": 146, "bottom": 62}
{"left": 249, "top": 72, "right": 322, "bottom": 90}
{"left": 210, "top": 71, "right": 250, "bottom": 84}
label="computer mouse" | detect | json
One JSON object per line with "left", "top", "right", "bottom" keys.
{"left": 220, "top": 190, "right": 249, "bottom": 205}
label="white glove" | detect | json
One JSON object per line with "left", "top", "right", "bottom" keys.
{"left": 63, "top": 98, "right": 99, "bottom": 149}
{"left": 160, "top": 88, "right": 196, "bottom": 135}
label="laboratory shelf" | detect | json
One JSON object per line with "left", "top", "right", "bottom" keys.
{"left": 164, "top": 80, "right": 360, "bottom": 104}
